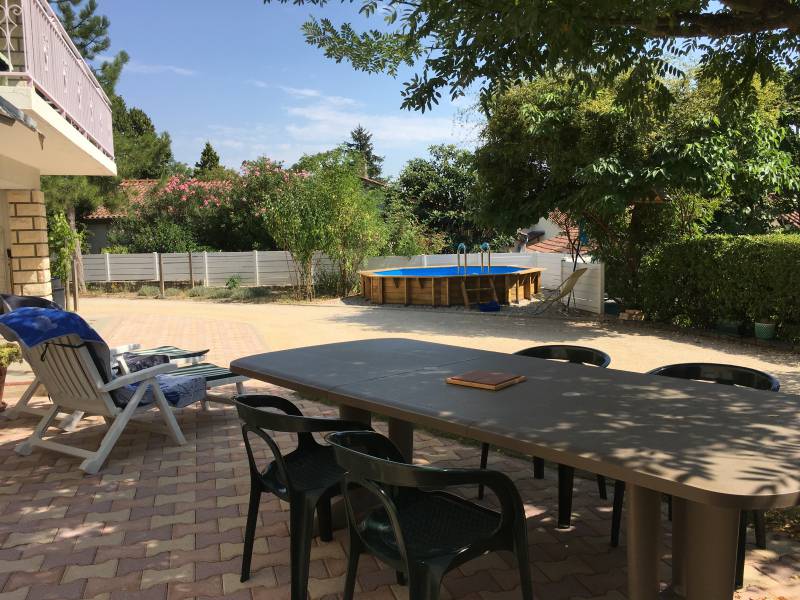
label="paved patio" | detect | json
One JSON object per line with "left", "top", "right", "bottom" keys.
{"left": 0, "top": 298, "right": 798, "bottom": 599}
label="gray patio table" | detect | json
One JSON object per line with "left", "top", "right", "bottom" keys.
{"left": 230, "top": 337, "right": 800, "bottom": 600}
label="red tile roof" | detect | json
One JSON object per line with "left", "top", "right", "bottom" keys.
{"left": 527, "top": 231, "right": 580, "bottom": 253}
{"left": 778, "top": 211, "right": 800, "bottom": 230}
{"left": 83, "top": 179, "right": 159, "bottom": 221}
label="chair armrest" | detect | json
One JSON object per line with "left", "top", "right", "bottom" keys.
{"left": 109, "top": 343, "right": 141, "bottom": 356}
{"left": 102, "top": 363, "right": 178, "bottom": 391}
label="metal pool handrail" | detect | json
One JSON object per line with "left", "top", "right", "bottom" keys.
{"left": 456, "top": 243, "right": 467, "bottom": 275}
{"left": 480, "top": 242, "right": 492, "bottom": 273}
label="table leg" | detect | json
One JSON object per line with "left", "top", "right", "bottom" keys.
{"left": 339, "top": 406, "right": 372, "bottom": 428}
{"left": 388, "top": 418, "right": 414, "bottom": 463}
{"left": 684, "top": 500, "right": 739, "bottom": 600}
{"left": 671, "top": 497, "right": 687, "bottom": 597}
{"left": 626, "top": 484, "right": 661, "bottom": 600}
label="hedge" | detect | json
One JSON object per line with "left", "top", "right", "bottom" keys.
{"left": 639, "top": 234, "right": 800, "bottom": 342}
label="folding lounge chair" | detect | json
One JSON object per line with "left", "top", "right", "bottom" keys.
{"left": 528, "top": 267, "right": 587, "bottom": 315}
{"left": 0, "top": 307, "right": 212, "bottom": 474}
{"left": 0, "top": 294, "right": 244, "bottom": 421}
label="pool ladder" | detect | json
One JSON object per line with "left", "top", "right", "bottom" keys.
{"left": 457, "top": 242, "right": 499, "bottom": 308}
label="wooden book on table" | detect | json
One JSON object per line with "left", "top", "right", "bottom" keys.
{"left": 446, "top": 370, "right": 527, "bottom": 391}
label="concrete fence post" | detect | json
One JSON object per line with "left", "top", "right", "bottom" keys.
{"left": 104, "top": 253, "right": 111, "bottom": 282}
{"left": 203, "top": 251, "right": 209, "bottom": 287}
{"left": 152, "top": 252, "right": 159, "bottom": 281}
{"left": 253, "top": 250, "right": 260, "bottom": 286}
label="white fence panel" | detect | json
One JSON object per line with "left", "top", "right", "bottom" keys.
{"left": 82, "top": 254, "right": 108, "bottom": 281}
{"left": 257, "top": 251, "right": 298, "bottom": 287}
{"left": 561, "top": 259, "right": 604, "bottom": 313}
{"left": 159, "top": 253, "right": 204, "bottom": 282}
{"left": 81, "top": 250, "right": 605, "bottom": 314}
{"left": 206, "top": 252, "right": 257, "bottom": 286}
{"left": 83, "top": 253, "right": 157, "bottom": 282}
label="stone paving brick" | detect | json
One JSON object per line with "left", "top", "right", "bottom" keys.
{"left": 1, "top": 312, "right": 799, "bottom": 600}
{"left": 0, "top": 588, "right": 27, "bottom": 600}
{"left": 26, "top": 579, "right": 85, "bottom": 600}
{"left": 62, "top": 558, "right": 118, "bottom": 583}
{"left": 141, "top": 563, "right": 193, "bottom": 590}
{"left": 145, "top": 534, "right": 194, "bottom": 557}
{"left": 83, "top": 571, "right": 141, "bottom": 597}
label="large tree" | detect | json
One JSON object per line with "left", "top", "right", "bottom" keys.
{"left": 195, "top": 142, "right": 221, "bottom": 176}
{"left": 45, "top": 0, "right": 173, "bottom": 288}
{"left": 345, "top": 125, "right": 384, "bottom": 179}
{"left": 49, "top": 0, "right": 110, "bottom": 60}
{"left": 266, "top": 0, "right": 800, "bottom": 113}
{"left": 389, "top": 144, "right": 513, "bottom": 251}
{"left": 475, "top": 76, "right": 800, "bottom": 300}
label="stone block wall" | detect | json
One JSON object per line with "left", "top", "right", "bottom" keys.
{"left": 6, "top": 189, "right": 52, "bottom": 297}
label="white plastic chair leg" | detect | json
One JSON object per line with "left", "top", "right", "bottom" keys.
{"left": 80, "top": 384, "right": 146, "bottom": 474}
{"left": 15, "top": 404, "right": 59, "bottom": 456}
{"left": 3, "top": 377, "right": 41, "bottom": 420}
{"left": 152, "top": 381, "right": 187, "bottom": 446}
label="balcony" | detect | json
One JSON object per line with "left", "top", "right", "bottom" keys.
{"left": 0, "top": 0, "right": 115, "bottom": 178}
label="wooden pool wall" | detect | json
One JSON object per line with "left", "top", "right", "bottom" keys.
{"left": 359, "top": 267, "right": 543, "bottom": 307}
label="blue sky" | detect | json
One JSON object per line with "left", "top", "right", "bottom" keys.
{"left": 98, "top": 0, "right": 477, "bottom": 176}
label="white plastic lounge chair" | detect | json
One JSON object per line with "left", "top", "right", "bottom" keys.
{"left": 529, "top": 268, "right": 588, "bottom": 315}
{"left": 0, "top": 308, "right": 216, "bottom": 473}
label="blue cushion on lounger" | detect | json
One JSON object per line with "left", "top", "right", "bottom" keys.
{"left": 112, "top": 373, "right": 206, "bottom": 409}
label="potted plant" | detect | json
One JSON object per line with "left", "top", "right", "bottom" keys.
{"left": 754, "top": 316, "right": 777, "bottom": 341}
{"left": 0, "top": 342, "right": 22, "bottom": 412}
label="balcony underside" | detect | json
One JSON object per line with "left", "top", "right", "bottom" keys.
{"left": 0, "top": 85, "right": 116, "bottom": 179}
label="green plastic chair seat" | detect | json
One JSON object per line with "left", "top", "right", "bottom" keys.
{"left": 263, "top": 445, "right": 344, "bottom": 497}
{"left": 360, "top": 490, "right": 501, "bottom": 560}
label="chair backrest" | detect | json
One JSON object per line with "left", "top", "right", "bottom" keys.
{"left": 327, "top": 430, "right": 521, "bottom": 563}
{"left": 555, "top": 268, "right": 587, "bottom": 299}
{"left": 0, "top": 293, "right": 61, "bottom": 314}
{"left": 647, "top": 363, "right": 780, "bottom": 392}
{"left": 21, "top": 333, "right": 119, "bottom": 416}
{"left": 515, "top": 344, "right": 611, "bottom": 367}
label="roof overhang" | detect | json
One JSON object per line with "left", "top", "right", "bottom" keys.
{"left": 0, "top": 85, "right": 116, "bottom": 177}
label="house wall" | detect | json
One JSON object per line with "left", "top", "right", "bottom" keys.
{"left": 85, "top": 221, "right": 111, "bottom": 254}
{"left": 0, "top": 189, "right": 52, "bottom": 297}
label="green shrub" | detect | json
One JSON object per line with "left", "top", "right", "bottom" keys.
{"left": 187, "top": 286, "right": 208, "bottom": 297}
{"left": 206, "top": 287, "right": 232, "bottom": 299}
{"left": 164, "top": 288, "right": 183, "bottom": 298}
{"left": 137, "top": 285, "right": 160, "bottom": 297}
{"left": 229, "top": 287, "right": 254, "bottom": 300}
{"left": 640, "top": 234, "right": 800, "bottom": 341}
{"left": 0, "top": 343, "right": 22, "bottom": 368}
{"left": 226, "top": 274, "right": 242, "bottom": 290}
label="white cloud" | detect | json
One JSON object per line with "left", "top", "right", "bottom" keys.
{"left": 279, "top": 86, "right": 321, "bottom": 98}
{"left": 174, "top": 85, "right": 470, "bottom": 175}
{"left": 125, "top": 62, "right": 196, "bottom": 76}
{"left": 93, "top": 55, "right": 196, "bottom": 76}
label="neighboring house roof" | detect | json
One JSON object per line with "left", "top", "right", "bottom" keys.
{"left": 360, "top": 176, "right": 387, "bottom": 188}
{"left": 83, "top": 179, "right": 159, "bottom": 221}
{"left": 527, "top": 229, "right": 581, "bottom": 253}
{"left": 777, "top": 211, "right": 800, "bottom": 230}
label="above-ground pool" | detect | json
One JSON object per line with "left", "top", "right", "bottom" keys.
{"left": 359, "top": 265, "right": 543, "bottom": 308}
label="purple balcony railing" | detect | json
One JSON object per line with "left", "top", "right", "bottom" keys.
{"left": 0, "top": 0, "right": 114, "bottom": 159}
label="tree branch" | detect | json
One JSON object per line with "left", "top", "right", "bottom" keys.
{"left": 606, "top": 4, "right": 800, "bottom": 37}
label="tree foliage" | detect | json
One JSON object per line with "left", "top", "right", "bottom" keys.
{"left": 345, "top": 125, "right": 384, "bottom": 179}
{"left": 195, "top": 142, "right": 221, "bottom": 176}
{"left": 49, "top": 0, "right": 110, "bottom": 60}
{"left": 265, "top": 0, "right": 800, "bottom": 113}
{"left": 475, "top": 76, "right": 800, "bottom": 300}
{"left": 389, "top": 144, "right": 513, "bottom": 251}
